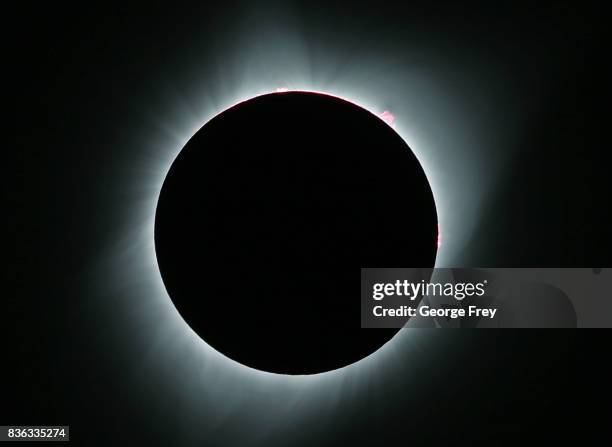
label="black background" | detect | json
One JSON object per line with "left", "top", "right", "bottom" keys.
{"left": 5, "top": 1, "right": 611, "bottom": 445}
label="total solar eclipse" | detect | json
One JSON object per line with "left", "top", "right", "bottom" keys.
{"left": 154, "top": 91, "right": 438, "bottom": 375}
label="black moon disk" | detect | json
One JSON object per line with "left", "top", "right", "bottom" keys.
{"left": 155, "top": 92, "right": 438, "bottom": 375}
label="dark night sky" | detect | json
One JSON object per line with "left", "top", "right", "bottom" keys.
{"left": 5, "top": 1, "right": 611, "bottom": 445}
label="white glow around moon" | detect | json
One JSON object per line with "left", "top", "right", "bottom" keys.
{"left": 89, "top": 11, "right": 512, "bottom": 440}
{"left": 99, "top": 81, "right": 468, "bottom": 387}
